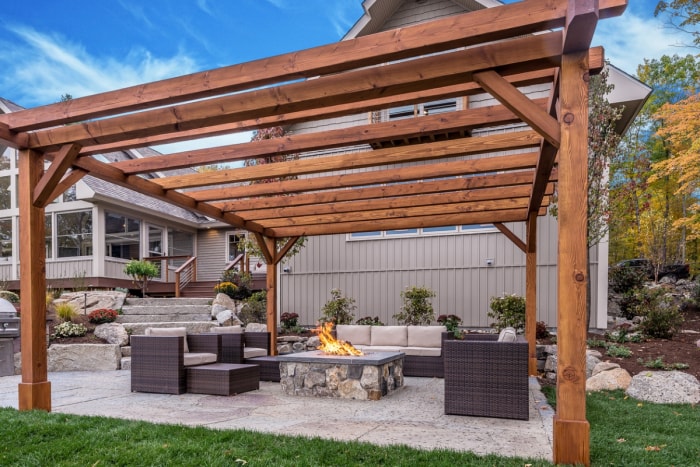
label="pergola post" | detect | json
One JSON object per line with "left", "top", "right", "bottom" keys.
{"left": 553, "top": 49, "right": 591, "bottom": 466}
{"left": 525, "top": 212, "right": 538, "bottom": 376}
{"left": 17, "top": 149, "right": 51, "bottom": 411}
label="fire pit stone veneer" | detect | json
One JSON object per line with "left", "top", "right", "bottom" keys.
{"left": 277, "top": 350, "right": 404, "bottom": 400}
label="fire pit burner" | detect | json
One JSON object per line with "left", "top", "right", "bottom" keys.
{"left": 277, "top": 350, "right": 404, "bottom": 400}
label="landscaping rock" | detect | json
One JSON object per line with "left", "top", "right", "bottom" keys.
{"left": 212, "top": 294, "right": 237, "bottom": 317}
{"left": 246, "top": 323, "right": 268, "bottom": 332}
{"left": 120, "top": 357, "right": 131, "bottom": 370}
{"left": 586, "top": 354, "right": 601, "bottom": 378}
{"left": 56, "top": 291, "right": 126, "bottom": 314}
{"left": 216, "top": 309, "right": 243, "bottom": 326}
{"left": 586, "top": 363, "right": 631, "bottom": 392}
{"left": 94, "top": 323, "right": 129, "bottom": 346}
{"left": 48, "top": 344, "right": 121, "bottom": 371}
{"left": 626, "top": 371, "right": 700, "bottom": 404}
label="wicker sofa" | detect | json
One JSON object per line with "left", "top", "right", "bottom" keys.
{"left": 131, "top": 328, "right": 221, "bottom": 394}
{"left": 443, "top": 333, "right": 529, "bottom": 420}
{"left": 335, "top": 325, "right": 449, "bottom": 377}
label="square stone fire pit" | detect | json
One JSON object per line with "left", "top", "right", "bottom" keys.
{"left": 276, "top": 350, "right": 404, "bottom": 400}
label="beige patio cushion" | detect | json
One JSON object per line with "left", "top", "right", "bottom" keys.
{"left": 145, "top": 326, "right": 189, "bottom": 353}
{"left": 402, "top": 347, "right": 442, "bottom": 357}
{"left": 336, "top": 325, "right": 371, "bottom": 345}
{"left": 244, "top": 347, "right": 268, "bottom": 358}
{"left": 497, "top": 327, "right": 517, "bottom": 342}
{"left": 210, "top": 325, "right": 243, "bottom": 334}
{"left": 371, "top": 326, "right": 407, "bottom": 347}
{"left": 407, "top": 325, "right": 446, "bottom": 348}
{"left": 183, "top": 352, "right": 217, "bottom": 366}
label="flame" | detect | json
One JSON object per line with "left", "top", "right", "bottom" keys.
{"left": 314, "top": 322, "right": 364, "bottom": 356}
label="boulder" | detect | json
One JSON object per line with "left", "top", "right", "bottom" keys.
{"left": 94, "top": 323, "right": 129, "bottom": 346}
{"left": 626, "top": 371, "right": 700, "bottom": 404}
{"left": 246, "top": 323, "right": 268, "bottom": 333}
{"left": 586, "top": 354, "right": 601, "bottom": 378}
{"left": 211, "top": 303, "right": 228, "bottom": 318}
{"left": 48, "top": 344, "right": 121, "bottom": 371}
{"left": 56, "top": 291, "right": 126, "bottom": 314}
{"left": 212, "top": 293, "right": 237, "bottom": 315}
{"left": 586, "top": 363, "right": 631, "bottom": 392}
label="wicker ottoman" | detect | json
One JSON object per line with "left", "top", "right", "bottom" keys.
{"left": 186, "top": 363, "right": 259, "bottom": 396}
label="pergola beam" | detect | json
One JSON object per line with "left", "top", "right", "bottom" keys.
{"left": 0, "top": 0, "right": 624, "bottom": 132}
{"left": 33, "top": 144, "right": 82, "bottom": 208}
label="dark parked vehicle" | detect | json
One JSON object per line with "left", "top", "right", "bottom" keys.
{"left": 613, "top": 258, "right": 690, "bottom": 281}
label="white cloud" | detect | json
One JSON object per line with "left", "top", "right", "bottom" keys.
{"left": 593, "top": 12, "right": 698, "bottom": 76}
{"left": 0, "top": 25, "right": 199, "bottom": 107}
{"left": 153, "top": 132, "right": 254, "bottom": 154}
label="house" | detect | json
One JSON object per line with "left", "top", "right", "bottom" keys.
{"left": 0, "top": 0, "right": 649, "bottom": 330}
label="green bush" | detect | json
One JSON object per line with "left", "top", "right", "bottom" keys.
{"left": 52, "top": 322, "right": 87, "bottom": 338}
{"left": 239, "top": 291, "right": 267, "bottom": 325}
{"left": 218, "top": 270, "right": 253, "bottom": 300}
{"left": 393, "top": 286, "right": 435, "bottom": 325}
{"left": 488, "top": 294, "right": 525, "bottom": 331}
{"left": 619, "top": 287, "right": 665, "bottom": 320}
{"left": 355, "top": 316, "right": 384, "bottom": 326}
{"left": 320, "top": 289, "right": 356, "bottom": 325}
{"left": 0, "top": 290, "right": 19, "bottom": 303}
{"left": 437, "top": 314, "right": 462, "bottom": 334}
{"left": 608, "top": 264, "right": 646, "bottom": 293}
{"left": 605, "top": 344, "right": 632, "bottom": 358}
{"left": 536, "top": 321, "right": 550, "bottom": 339}
{"left": 124, "top": 260, "right": 160, "bottom": 297}
{"left": 280, "top": 312, "right": 299, "bottom": 329}
{"left": 638, "top": 302, "right": 684, "bottom": 339}
{"left": 54, "top": 302, "right": 78, "bottom": 322}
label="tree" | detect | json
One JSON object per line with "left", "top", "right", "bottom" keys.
{"left": 241, "top": 126, "right": 306, "bottom": 264}
{"left": 652, "top": 93, "right": 700, "bottom": 241}
{"left": 655, "top": 0, "right": 700, "bottom": 47}
{"left": 124, "top": 260, "right": 159, "bottom": 297}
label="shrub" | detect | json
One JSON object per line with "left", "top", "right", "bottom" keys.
{"left": 393, "top": 286, "right": 436, "bottom": 325}
{"left": 355, "top": 316, "right": 384, "bottom": 326}
{"left": 218, "top": 270, "right": 253, "bottom": 300}
{"left": 124, "top": 260, "right": 159, "bottom": 297}
{"left": 639, "top": 356, "right": 690, "bottom": 370}
{"left": 619, "top": 287, "right": 665, "bottom": 320}
{"left": 320, "top": 289, "right": 356, "bottom": 325}
{"left": 88, "top": 308, "right": 118, "bottom": 324}
{"left": 488, "top": 294, "right": 525, "bottom": 331}
{"left": 280, "top": 312, "right": 299, "bottom": 329}
{"left": 239, "top": 291, "right": 267, "bottom": 325}
{"left": 437, "top": 314, "right": 462, "bottom": 334}
{"left": 0, "top": 290, "right": 19, "bottom": 303}
{"left": 638, "top": 302, "right": 684, "bottom": 339}
{"left": 536, "top": 321, "right": 550, "bottom": 339}
{"left": 52, "top": 322, "right": 87, "bottom": 338}
{"left": 609, "top": 264, "right": 646, "bottom": 293}
{"left": 606, "top": 344, "right": 632, "bottom": 358}
{"left": 213, "top": 281, "right": 238, "bottom": 298}
{"left": 54, "top": 302, "right": 77, "bottom": 322}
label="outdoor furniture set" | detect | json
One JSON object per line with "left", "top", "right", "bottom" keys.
{"left": 130, "top": 327, "right": 261, "bottom": 396}
{"left": 131, "top": 324, "right": 529, "bottom": 420}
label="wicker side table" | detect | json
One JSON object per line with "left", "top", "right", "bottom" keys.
{"left": 186, "top": 363, "right": 259, "bottom": 396}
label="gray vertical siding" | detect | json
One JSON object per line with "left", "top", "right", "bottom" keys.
{"left": 195, "top": 228, "right": 228, "bottom": 281}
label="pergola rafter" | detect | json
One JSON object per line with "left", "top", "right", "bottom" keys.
{"left": 6, "top": 1, "right": 627, "bottom": 465}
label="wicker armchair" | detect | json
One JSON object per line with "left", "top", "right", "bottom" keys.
{"left": 216, "top": 331, "right": 271, "bottom": 364}
{"left": 443, "top": 334, "right": 529, "bottom": 420}
{"left": 131, "top": 333, "right": 221, "bottom": 394}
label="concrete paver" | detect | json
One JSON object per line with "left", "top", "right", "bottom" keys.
{"left": 0, "top": 371, "right": 553, "bottom": 461}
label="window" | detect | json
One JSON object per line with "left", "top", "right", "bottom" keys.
{"left": 45, "top": 215, "right": 52, "bottom": 258}
{"left": 0, "top": 147, "right": 11, "bottom": 171}
{"left": 105, "top": 212, "right": 140, "bottom": 259}
{"left": 57, "top": 210, "right": 92, "bottom": 257}
{"left": 388, "top": 99, "right": 457, "bottom": 121}
{"left": 0, "top": 218, "right": 11, "bottom": 261}
{"left": 348, "top": 224, "right": 494, "bottom": 240}
{"left": 63, "top": 184, "right": 77, "bottom": 202}
{"left": 0, "top": 176, "right": 10, "bottom": 210}
{"left": 169, "top": 229, "right": 194, "bottom": 269}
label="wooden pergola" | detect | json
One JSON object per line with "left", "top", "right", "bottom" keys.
{"left": 0, "top": 1, "right": 627, "bottom": 464}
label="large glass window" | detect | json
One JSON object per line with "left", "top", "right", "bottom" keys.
{"left": 45, "top": 215, "right": 52, "bottom": 258}
{"left": 0, "top": 218, "right": 11, "bottom": 261}
{"left": 0, "top": 176, "right": 11, "bottom": 210}
{"left": 0, "top": 147, "right": 11, "bottom": 171}
{"left": 57, "top": 210, "right": 92, "bottom": 257}
{"left": 105, "top": 212, "right": 140, "bottom": 259}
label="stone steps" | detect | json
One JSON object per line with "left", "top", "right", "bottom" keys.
{"left": 119, "top": 297, "right": 212, "bottom": 323}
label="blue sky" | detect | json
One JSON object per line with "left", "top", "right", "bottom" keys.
{"left": 0, "top": 0, "right": 696, "bottom": 150}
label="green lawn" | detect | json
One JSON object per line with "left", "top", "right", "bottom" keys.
{"left": 1, "top": 390, "right": 697, "bottom": 466}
